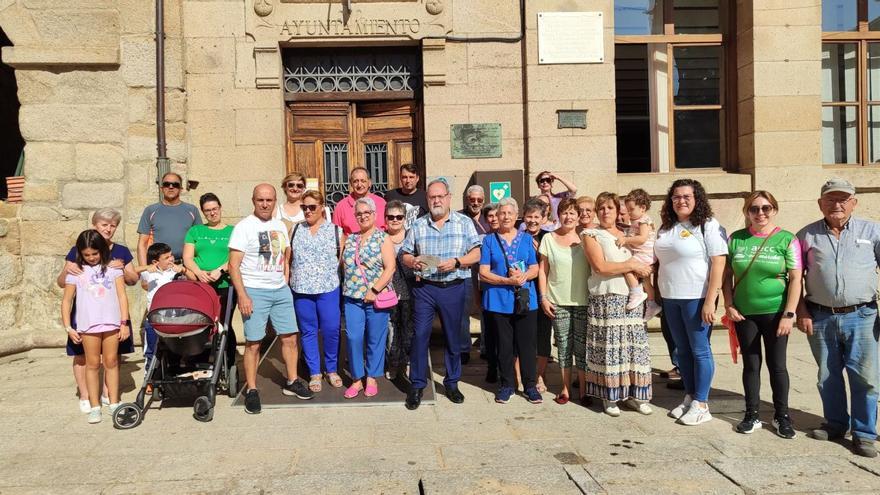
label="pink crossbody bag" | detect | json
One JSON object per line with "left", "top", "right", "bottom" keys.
{"left": 355, "top": 234, "right": 398, "bottom": 310}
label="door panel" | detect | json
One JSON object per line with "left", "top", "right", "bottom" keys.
{"left": 287, "top": 100, "right": 421, "bottom": 208}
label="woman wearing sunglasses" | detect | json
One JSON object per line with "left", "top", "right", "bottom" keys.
{"left": 722, "top": 191, "right": 802, "bottom": 439}
{"left": 274, "top": 172, "right": 330, "bottom": 233}
{"left": 289, "top": 190, "right": 345, "bottom": 393}
{"left": 534, "top": 170, "right": 578, "bottom": 226}
{"left": 384, "top": 200, "right": 415, "bottom": 380}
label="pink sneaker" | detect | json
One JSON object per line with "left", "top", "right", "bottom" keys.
{"left": 644, "top": 301, "right": 663, "bottom": 321}
{"left": 626, "top": 291, "right": 648, "bottom": 310}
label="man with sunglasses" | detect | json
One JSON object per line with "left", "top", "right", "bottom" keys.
{"left": 137, "top": 172, "right": 202, "bottom": 266}
{"left": 534, "top": 171, "right": 578, "bottom": 227}
{"left": 796, "top": 178, "right": 880, "bottom": 458}
{"left": 332, "top": 167, "right": 386, "bottom": 235}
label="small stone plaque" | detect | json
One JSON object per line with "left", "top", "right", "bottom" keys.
{"left": 557, "top": 109, "right": 588, "bottom": 129}
{"left": 538, "top": 12, "right": 604, "bottom": 64}
{"left": 451, "top": 123, "right": 502, "bottom": 159}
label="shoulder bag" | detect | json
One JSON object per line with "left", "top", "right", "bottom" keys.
{"left": 355, "top": 233, "right": 398, "bottom": 310}
{"left": 494, "top": 232, "right": 531, "bottom": 315}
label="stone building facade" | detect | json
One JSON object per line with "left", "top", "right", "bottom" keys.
{"left": 0, "top": 0, "right": 877, "bottom": 355}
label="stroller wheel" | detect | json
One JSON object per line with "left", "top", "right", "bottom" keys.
{"left": 193, "top": 396, "right": 214, "bottom": 422}
{"left": 112, "top": 403, "right": 143, "bottom": 430}
{"left": 226, "top": 364, "right": 239, "bottom": 398}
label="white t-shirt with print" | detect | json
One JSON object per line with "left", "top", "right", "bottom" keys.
{"left": 654, "top": 217, "right": 728, "bottom": 299}
{"left": 140, "top": 268, "right": 178, "bottom": 309}
{"left": 228, "top": 215, "right": 289, "bottom": 289}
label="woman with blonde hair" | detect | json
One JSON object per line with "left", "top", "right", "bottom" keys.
{"left": 275, "top": 172, "right": 330, "bottom": 232}
{"left": 722, "top": 190, "right": 801, "bottom": 438}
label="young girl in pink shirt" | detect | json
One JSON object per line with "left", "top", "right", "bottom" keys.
{"left": 61, "top": 230, "right": 130, "bottom": 424}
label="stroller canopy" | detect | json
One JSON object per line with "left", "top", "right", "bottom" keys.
{"left": 148, "top": 280, "right": 220, "bottom": 337}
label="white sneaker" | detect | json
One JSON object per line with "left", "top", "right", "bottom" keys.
{"left": 644, "top": 301, "right": 663, "bottom": 321}
{"left": 100, "top": 395, "right": 110, "bottom": 406}
{"left": 87, "top": 407, "right": 101, "bottom": 424}
{"left": 108, "top": 403, "right": 120, "bottom": 414}
{"left": 678, "top": 402, "right": 713, "bottom": 426}
{"left": 626, "top": 291, "right": 648, "bottom": 310}
{"left": 624, "top": 398, "right": 653, "bottom": 415}
{"left": 603, "top": 400, "right": 621, "bottom": 417}
{"left": 79, "top": 399, "right": 91, "bottom": 414}
{"left": 667, "top": 394, "right": 693, "bottom": 419}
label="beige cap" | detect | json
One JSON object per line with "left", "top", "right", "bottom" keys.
{"left": 821, "top": 178, "right": 855, "bottom": 196}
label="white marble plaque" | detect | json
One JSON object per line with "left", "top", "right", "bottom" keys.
{"left": 537, "top": 12, "right": 604, "bottom": 64}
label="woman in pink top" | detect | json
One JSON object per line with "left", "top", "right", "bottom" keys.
{"left": 61, "top": 230, "right": 131, "bottom": 424}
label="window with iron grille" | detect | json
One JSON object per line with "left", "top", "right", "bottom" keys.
{"left": 324, "top": 143, "right": 349, "bottom": 208}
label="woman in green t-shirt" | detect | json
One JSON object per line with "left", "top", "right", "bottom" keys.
{"left": 183, "top": 193, "right": 237, "bottom": 366}
{"left": 722, "top": 190, "right": 803, "bottom": 439}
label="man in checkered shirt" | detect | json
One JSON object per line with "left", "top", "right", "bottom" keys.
{"left": 401, "top": 179, "right": 481, "bottom": 410}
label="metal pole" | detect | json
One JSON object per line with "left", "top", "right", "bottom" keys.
{"left": 155, "top": 0, "right": 170, "bottom": 195}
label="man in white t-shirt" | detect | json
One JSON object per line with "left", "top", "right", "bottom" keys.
{"left": 229, "top": 183, "right": 313, "bottom": 414}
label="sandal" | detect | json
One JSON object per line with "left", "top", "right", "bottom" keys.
{"left": 308, "top": 375, "right": 322, "bottom": 393}
{"left": 344, "top": 384, "right": 362, "bottom": 399}
{"left": 536, "top": 377, "right": 547, "bottom": 393}
{"left": 326, "top": 373, "right": 343, "bottom": 388}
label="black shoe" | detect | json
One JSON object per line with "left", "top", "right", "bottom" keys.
{"left": 772, "top": 414, "right": 796, "bottom": 439}
{"left": 405, "top": 387, "right": 423, "bottom": 410}
{"left": 445, "top": 387, "right": 465, "bottom": 404}
{"left": 736, "top": 411, "right": 761, "bottom": 434}
{"left": 282, "top": 378, "right": 314, "bottom": 400}
{"left": 853, "top": 437, "right": 878, "bottom": 458}
{"left": 244, "top": 388, "right": 261, "bottom": 414}
{"left": 810, "top": 423, "right": 845, "bottom": 441}
{"left": 580, "top": 395, "right": 593, "bottom": 407}
{"left": 485, "top": 367, "right": 498, "bottom": 384}
{"left": 460, "top": 353, "right": 470, "bottom": 365}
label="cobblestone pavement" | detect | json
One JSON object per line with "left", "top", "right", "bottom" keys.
{"left": 1, "top": 333, "right": 879, "bottom": 494}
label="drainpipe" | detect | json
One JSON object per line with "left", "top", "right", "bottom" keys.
{"left": 155, "top": 0, "right": 169, "bottom": 196}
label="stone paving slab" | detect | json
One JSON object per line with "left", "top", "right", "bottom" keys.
{"left": 420, "top": 466, "right": 583, "bottom": 495}
{"left": 708, "top": 456, "right": 880, "bottom": 494}
{"left": 581, "top": 460, "right": 743, "bottom": 495}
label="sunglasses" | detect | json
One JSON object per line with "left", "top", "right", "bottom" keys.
{"left": 386, "top": 214, "right": 405, "bottom": 221}
{"left": 302, "top": 204, "right": 319, "bottom": 212}
{"left": 161, "top": 181, "right": 181, "bottom": 189}
{"left": 748, "top": 205, "right": 774, "bottom": 215}
{"left": 538, "top": 177, "right": 553, "bottom": 184}
{"left": 286, "top": 182, "right": 305, "bottom": 190}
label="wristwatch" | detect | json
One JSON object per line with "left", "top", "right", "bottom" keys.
{"left": 454, "top": 258, "right": 461, "bottom": 269}
{"left": 782, "top": 311, "right": 796, "bottom": 319}
{"left": 370, "top": 286, "right": 380, "bottom": 295}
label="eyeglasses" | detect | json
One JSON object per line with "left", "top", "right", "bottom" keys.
{"left": 355, "top": 211, "right": 374, "bottom": 217}
{"left": 202, "top": 207, "right": 220, "bottom": 214}
{"left": 538, "top": 177, "right": 553, "bottom": 184}
{"left": 748, "top": 205, "right": 774, "bottom": 215}
{"left": 161, "top": 181, "right": 181, "bottom": 189}
{"left": 428, "top": 194, "right": 449, "bottom": 202}
{"left": 386, "top": 214, "right": 405, "bottom": 221}
{"left": 821, "top": 196, "right": 854, "bottom": 206}
{"left": 672, "top": 195, "right": 693, "bottom": 203}
{"left": 468, "top": 197, "right": 485, "bottom": 204}
{"left": 286, "top": 182, "right": 305, "bottom": 190}
{"left": 302, "top": 204, "right": 319, "bottom": 212}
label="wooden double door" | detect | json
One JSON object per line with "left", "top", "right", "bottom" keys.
{"left": 285, "top": 101, "right": 421, "bottom": 207}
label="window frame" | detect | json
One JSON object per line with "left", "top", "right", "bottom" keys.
{"left": 614, "top": 0, "right": 737, "bottom": 172}
{"left": 822, "top": 0, "right": 880, "bottom": 166}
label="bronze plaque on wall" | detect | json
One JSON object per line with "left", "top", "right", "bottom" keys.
{"left": 450, "top": 123, "right": 502, "bottom": 159}
{"left": 557, "top": 109, "right": 587, "bottom": 129}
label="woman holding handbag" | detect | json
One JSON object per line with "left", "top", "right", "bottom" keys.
{"left": 341, "top": 197, "right": 397, "bottom": 399}
{"left": 479, "top": 198, "right": 542, "bottom": 405}
{"left": 722, "top": 191, "right": 802, "bottom": 438}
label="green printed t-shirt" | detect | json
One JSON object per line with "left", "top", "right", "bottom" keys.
{"left": 728, "top": 227, "right": 802, "bottom": 316}
{"left": 184, "top": 224, "right": 234, "bottom": 288}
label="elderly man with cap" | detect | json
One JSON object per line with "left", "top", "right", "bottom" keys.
{"left": 796, "top": 178, "right": 880, "bottom": 458}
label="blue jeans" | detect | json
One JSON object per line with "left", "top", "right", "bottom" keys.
{"left": 662, "top": 298, "right": 715, "bottom": 402}
{"left": 460, "top": 278, "right": 473, "bottom": 353}
{"left": 807, "top": 302, "right": 880, "bottom": 440}
{"left": 343, "top": 297, "right": 390, "bottom": 380}
{"left": 293, "top": 288, "right": 341, "bottom": 376}
{"left": 143, "top": 320, "right": 158, "bottom": 371}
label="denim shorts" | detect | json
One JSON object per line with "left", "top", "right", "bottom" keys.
{"left": 242, "top": 287, "right": 299, "bottom": 342}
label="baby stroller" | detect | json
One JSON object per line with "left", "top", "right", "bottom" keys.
{"left": 112, "top": 280, "right": 238, "bottom": 429}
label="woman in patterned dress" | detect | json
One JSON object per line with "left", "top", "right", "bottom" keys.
{"left": 581, "top": 192, "right": 654, "bottom": 416}
{"left": 384, "top": 200, "right": 415, "bottom": 380}
{"left": 341, "top": 197, "right": 396, "bottom": 398}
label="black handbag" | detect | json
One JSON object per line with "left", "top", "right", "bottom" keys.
{"left": 494, "top": 233, "right": 531, "bottom": 315}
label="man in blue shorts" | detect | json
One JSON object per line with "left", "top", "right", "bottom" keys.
{"left": 229, "top": 183, "right": 313, "bottom": 414}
